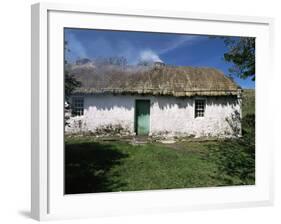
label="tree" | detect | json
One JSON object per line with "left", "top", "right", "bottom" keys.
{"left": 65, "top": 70, "right": 81, "bottom": 101}
{"left": 137, "top": 60, "right": 150, "bottom": 66}
{"left": 64, "top": 40, "right": 81, "bottom": 101}
{"left": 95, "top": 56, "right": 127, "bottom": 69}
{"left": 222, "top": 37, "right": 255, "bottom": 81}
{"left": 64, "top": 41, "right": 81, "bottom": 126}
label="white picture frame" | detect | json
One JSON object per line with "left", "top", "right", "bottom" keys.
{"left": 31, "top": 2, "right": 274, "bottom": 221}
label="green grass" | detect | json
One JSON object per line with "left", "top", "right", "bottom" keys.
{"left": 242, "top": 89, "right": 255, "bottom": 117}
{"left": 65, "top": 137, "right": 254, "bottom": 194}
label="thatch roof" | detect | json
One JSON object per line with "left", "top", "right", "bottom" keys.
{"left": 68, "top": 64, "right": 240, "bottom": 97}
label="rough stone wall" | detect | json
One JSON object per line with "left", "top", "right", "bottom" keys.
{"left": 65, "top": 94, "right": 241, "bottom": 138}
{"left": 65, "top": 94, "right": 135, "bottom": 136}
{"left": 150, "top": 96, "right": 241, "bottom": 138}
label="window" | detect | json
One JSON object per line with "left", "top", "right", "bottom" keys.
{"left": 195, "top": 99, "right": 205, "bottom": 118}
{"left": 72, "top": 97, "right": 84, "bottom": 116}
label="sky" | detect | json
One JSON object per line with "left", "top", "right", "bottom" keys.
{"left": 65, "top": 28, "right": 255, "bottom": 89}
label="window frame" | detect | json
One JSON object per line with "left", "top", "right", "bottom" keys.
{"left": 71, "top": 96, "right": 84, "bottom": 116}
{"left": 194, "top": 98, "right": 206, "bottom": 118}
{"left": 31, "top": 3, "right": 274, "bottom": 221}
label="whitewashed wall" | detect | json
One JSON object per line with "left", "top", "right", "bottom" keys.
{"left": 65, "top": 94, "right": 241, "bottom": 138}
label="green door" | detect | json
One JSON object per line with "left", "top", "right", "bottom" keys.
{"left": 135, "top": 100, "right": 150, "bottom": 135}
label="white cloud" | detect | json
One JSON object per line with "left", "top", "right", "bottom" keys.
{"left": 159, "top": 35, "right": 200, "bottom": 55}
{"left": 65, "top": 30, "right": 204, "bottom": 65}
{"left": 139, "top": 49, "right": 163, "bottom": 63}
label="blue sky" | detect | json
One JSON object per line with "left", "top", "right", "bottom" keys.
{"left": 65, "top": 28, "right": 255, "bottom": 89}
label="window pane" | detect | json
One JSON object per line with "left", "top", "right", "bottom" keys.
{"left": 195, "top": 99, "right": 205, "bottom": 118}
{"left": 72, "top": 97, "right": 84, "bottom": 116}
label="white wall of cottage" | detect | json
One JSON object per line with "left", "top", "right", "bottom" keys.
{"left": 65, "top": 94, "right": 241, "bottom": 138}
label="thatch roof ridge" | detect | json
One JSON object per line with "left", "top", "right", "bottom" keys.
{"left": 69, "top": 64, "right": 240, "bottom": 97}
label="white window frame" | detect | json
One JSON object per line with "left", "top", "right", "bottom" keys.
{"left": 194, "top": 98, "right": 206, "bottom": 118}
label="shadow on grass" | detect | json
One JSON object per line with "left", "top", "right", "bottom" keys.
{"left": 65, "top": 141, "right": 128, "bottom": 194}
{"left": 206, "top": 114, "right": 255, "bottom": 186}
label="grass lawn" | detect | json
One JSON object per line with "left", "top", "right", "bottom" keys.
{"left": 65, "top": 136, "right": 254, "bottom": 194}
{"left": 242, "top": 89, "right": 255, "bottom": 117}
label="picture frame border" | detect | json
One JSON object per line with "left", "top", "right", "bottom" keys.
{"left": 31, "top": 2, "right": 275, "bottom": 221}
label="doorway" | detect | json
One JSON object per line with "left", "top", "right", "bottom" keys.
{"left": 135, "top": 100, "right": 150, "bottom": 135}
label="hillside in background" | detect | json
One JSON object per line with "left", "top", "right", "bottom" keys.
{"left": 242, "top": 89, "right": 255, "bottom": 117}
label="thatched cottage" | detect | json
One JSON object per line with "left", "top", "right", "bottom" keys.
{"left": 65, "top": 62, "right": 242, "bottom": 138}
